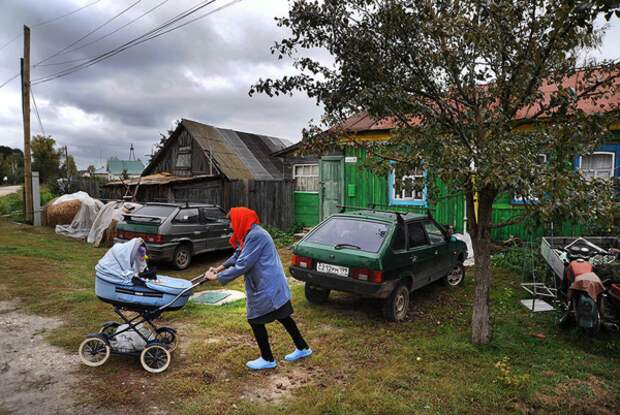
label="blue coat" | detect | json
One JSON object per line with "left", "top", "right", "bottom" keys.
{"left": 217, "top": 224, "right": 291, "bottom": 320}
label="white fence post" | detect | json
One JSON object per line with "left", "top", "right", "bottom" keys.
{"left": 32, "top": 171, "right": 41, "bottom": 226}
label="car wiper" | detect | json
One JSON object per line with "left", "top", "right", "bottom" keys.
{"left": 334, "top": 243, "right": 361, "bottom": 250}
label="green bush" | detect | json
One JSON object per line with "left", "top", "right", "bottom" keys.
{"left": 0, "top": 186, "right": 56, "bottom": 220}
{"left": 491, "top": 241, "right": 547, "bottom": 278}
{"left": 263, "top": 224, "right": 300, "bottom": 248}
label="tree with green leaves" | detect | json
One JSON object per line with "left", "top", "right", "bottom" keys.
{"left": 253, "top": 0, "right": 620, "bottom": 344}
{"left": 31, "top": 135, "right": 61, "bottom": 184}
{"left": 0, "top": 146, "right": 23, "bottom": 184}
{"left": 61, "top": 154, "right": 78, "bottom": 180}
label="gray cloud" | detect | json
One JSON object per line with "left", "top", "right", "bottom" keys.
{"left": 0, "top": 0, "right": 322, "bottom": 167}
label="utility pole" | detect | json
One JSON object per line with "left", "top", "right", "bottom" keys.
{"left": 21, "top": 25, "right": 33, "bottom": 223}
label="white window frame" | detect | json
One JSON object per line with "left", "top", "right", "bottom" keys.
{"left": 293, "top": 163, "right": 319, "bottom": 193}
{"left": 391, "top": 168, "right": 425, "bottom": 202}
{"left": 578, "top": 151, "right": 615, "bottom": 180}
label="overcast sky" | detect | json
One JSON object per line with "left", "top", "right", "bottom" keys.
{"left": 0, "top": 0, "right": 619, "bottom": 169}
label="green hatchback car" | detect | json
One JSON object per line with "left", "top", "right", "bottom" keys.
{"left": 289, "top": 210, "right": 468, "bottom": 321}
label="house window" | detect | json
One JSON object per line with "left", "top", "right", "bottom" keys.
{"left": 512, "top": 154, "right": 546, "bottom": 205}
{"left": 390, "top": 166, "right": 426, "bottom": 205}
{"left": 294, "top": 164, "right": 319, "bottom": 192}
{"left": 579, "top": 152, "right": 615, "bottom": 180}
{"left": 176, "top": 145, "right": 191, "bottom": 169}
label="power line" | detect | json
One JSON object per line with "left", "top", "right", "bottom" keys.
{"left": 0, "top": 0, "right": 142, "bottom": 87}
{"left": 34, "top": 0, "right": 144, "bottom": 66}
{"left": 0, "top": 0, "right": 211, "bottom": 88}
{"left": 39, "top": 0, "right": 172, "bottom": 67}
{"left": 32, "top": 0, "right": 242, "bottom": 85}
{"left": 33, "top": 0, "right": 104, "bottom": 28}
{"left": 0, "top": 0, "right": 104, "bottom": 52}
{"left": 30, "top": 88, "right": 46, "bottom": 136}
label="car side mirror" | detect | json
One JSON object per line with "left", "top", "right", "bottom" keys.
{"left": 449, "top": 235, "right": 458, "bottom": 243}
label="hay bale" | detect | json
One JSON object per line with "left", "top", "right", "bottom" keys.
{"left": 101, "top": 219, "right": 118, "bottom": 248}
{"left": 41, "top": 197, "right": 58, "bottom": 227}
{"left": 46, "top": 199, "right": 81, "bottom": 227}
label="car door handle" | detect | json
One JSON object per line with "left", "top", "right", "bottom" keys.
{"left": 434, "top": 250, "right": 439, "bottom": 255}
{"left": 193, "top": 231, "right": 202, "bottom": 235}
{"left": 410, "top": 255, "right": 417, "bottom": 263}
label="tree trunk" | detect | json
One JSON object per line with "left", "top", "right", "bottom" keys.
{"left": 469, "top": 191, "right": 495, "bottom": 346}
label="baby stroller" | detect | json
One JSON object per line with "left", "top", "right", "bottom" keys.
{"left": 78, "top": 238, "right": 207, "bottom": 373}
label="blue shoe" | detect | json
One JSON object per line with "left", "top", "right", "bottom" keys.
{"left": 285, "top": 348, "right": 313, "bottom": 362}
{"left": 246, "top": 357, "right": 277, "bottom": 370}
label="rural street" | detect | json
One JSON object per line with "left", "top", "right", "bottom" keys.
{"left": 0, "top": 185, "right": 20, "bottom": 197}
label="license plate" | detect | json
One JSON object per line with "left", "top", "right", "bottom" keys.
{"left": 317, "top": 262, "right": 349, "bottom": 277}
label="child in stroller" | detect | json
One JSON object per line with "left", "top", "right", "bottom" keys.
{"left": 78, "top": 237, "right": 207, "bottom": 373}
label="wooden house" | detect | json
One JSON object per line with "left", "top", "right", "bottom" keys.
{"left": 104, "top": 119, "right": 295, "bottom": 228}
{"left": 277, "top": 74, "right": 620, "bottom": 240}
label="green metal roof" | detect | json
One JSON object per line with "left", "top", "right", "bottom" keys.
{"left": 107, "top": 157, "right": 145, "bottom": 176}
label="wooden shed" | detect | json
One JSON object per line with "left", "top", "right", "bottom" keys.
{"left": 103, "top": 119, "right": 296, "bottom": 228}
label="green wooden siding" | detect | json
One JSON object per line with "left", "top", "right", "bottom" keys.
{"left": 294, "top": 192, "right": 320, "bottom": 226}
{"left": 293, "top": 144, "right": 609, "bottom": 240}
{"left": 341, "top": 148, "right": 466, "bottom": 233}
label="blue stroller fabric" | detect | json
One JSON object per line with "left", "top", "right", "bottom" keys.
{"left": 95, "top": 238, "right": 193, "bottom": 310}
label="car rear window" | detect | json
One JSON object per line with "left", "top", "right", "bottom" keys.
{"left": 305, "top": 217, "right": 389, "bottom": 253}
{"left": 134, "top": 205, "right": 176, "bottom": 218}
{"left": 201, "top": 207, "right": 226, "bottom": 219}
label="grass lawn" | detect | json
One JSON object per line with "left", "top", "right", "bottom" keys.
{"left": 0, "top": 218, "right": 619, "bottom": 414}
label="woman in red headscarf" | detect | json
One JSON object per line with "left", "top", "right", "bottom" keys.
{"left": 204, "top": 207, "right": 312, "bottom": 370}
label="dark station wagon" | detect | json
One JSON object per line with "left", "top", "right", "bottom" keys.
{"left": 289, "top": 209, "right": 468, "bottom": 321}
{"left": 114, "top": 203, "right": 232, "bottom": 270}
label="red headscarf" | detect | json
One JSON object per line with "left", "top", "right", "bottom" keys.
{"left": 228, "top": 207, "right": 260, "bottom": 248}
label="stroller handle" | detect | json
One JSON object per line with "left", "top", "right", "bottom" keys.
{"left": 155, "top": 273, "right": 210, "bottom": 313}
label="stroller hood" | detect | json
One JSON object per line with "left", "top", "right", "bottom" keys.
{"left": 96, "top": 238, "right": 144, "bottom": 285}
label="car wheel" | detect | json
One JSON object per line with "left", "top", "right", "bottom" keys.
{"left": 304, "top": 284, "right": 330, "bottom": 304}
{"left": 382, "top": 283, "right": 410, "bottom": 322}
{"left": 442, "top": 263, "right": 465, "bottom": 287}
{"left": 173, "top": 244, "right": 192, "bottom": 270}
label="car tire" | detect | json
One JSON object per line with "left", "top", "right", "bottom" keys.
{"left": 441, "top": 263, "right": 465, "bottom": 287}
{"left": 382, "top": 283, "right": 410, "bottom": 322}
{"left": 173, "top": 244, "right": 192, "bottom": 270}
{"left": 304, "top": 284, "right": 330, "bottom": 304}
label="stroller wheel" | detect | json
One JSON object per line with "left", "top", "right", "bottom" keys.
{"left": 79, "top": 334, "right": 111, "bottom": 367}
{"left": 99, "top": 321, "right": 120, "bottom": 337}
{"left": 155, "top": 327, "right": 178, "bottom": 352}
{"left": 140, "top": 342, "right": 171, "bottom": 374}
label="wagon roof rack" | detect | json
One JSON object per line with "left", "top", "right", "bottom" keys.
{"left": 335, "top": 204, "right": 428, "bottom": 223}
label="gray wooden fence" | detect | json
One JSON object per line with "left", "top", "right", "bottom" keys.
{"left": 226, "top": 179, "right": 295, "bottom": 229}
{"left": 101, "top": 178, "right": 295, "bottom": 229}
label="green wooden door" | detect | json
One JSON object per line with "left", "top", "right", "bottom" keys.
{"left": 320, "top": 157, "right": 343, "bottom": 220}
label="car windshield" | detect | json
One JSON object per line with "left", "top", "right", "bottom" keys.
{"left": 305, "top": 217, "right": 389, "bottom": 253}
{"left": 134, "top": 205, "right": 176, "bottom": 218}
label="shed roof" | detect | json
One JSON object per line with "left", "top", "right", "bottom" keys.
{"left": 105, "top": 172, "right": 217, "bottom": 186}
{"left": 145, "top": 119, "right": 292, "bottom": 180}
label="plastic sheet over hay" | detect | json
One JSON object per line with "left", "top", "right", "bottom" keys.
{"left": 55, "top": 193, "right": 103, "bottom": 240}
{"left": 87, "top": 201, "right": 141, "bottom": 247}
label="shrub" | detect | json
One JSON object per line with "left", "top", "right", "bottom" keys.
{"left": 0, "top": 186, "right": 56, "bottom": 221}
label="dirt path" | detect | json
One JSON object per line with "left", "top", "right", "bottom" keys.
{"left": 0, "top": 185, "right": 20, "bottom": 197}
{"left": 0, "top": 300, "right": 117, "bottom": 415}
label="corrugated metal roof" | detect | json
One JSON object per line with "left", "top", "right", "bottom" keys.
{"left": 335, "top": 68, "right": 620, "bottom": 134}
{"left": 107, "top": 157, "right": 145, "bottom": 175}
{"left": 181, "top": 119, "right": 291, "bottom": 180}
{"left": 105, "top": 172, "right": 216, "bottom": 186}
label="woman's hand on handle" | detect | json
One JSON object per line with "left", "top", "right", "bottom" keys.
{"left": 204, "top": 268, "right": 218, "bottom": 281}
